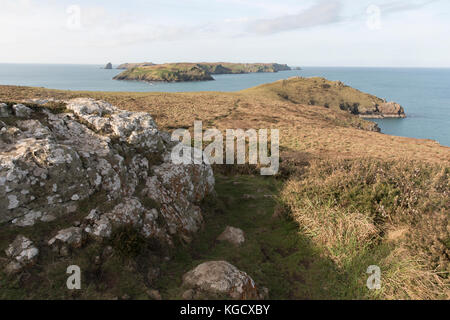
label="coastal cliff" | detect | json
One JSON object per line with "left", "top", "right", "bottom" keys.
{"left": 244, "top": 77, "right": 406, "bottom": 118}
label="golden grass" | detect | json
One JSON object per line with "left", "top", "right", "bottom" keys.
{"left": 280, "top": 159, "right": 449, "bottom": 300}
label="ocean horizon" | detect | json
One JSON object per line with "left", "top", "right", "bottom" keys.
{"left": 0, "top": 63, "right": 449, "bottom": 147}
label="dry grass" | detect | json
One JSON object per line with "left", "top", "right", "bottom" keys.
{"left": 1, "top": 79, "right": 449, "bottom": 300}
{"left": 280, "top": 159, "right": 449, "bottom": 299}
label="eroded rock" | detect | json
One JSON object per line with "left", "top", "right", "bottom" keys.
{"left": 182, "top": 261, "right": 260, "bottom": 300}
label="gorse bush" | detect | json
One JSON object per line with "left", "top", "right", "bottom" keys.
{"left": 280, "top": 159, "right": 449, "bottom": 299}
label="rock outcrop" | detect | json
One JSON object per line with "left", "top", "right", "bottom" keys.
{"left": 0, "top": 99, "right": 215, "bottom": 247}
{"left": 4, "top": 235, "right": 39, "bottom": 274}
{"left": 104, "top": 63, "right": 113, "bottom": 70}
{"left": 182, "top": 261, "right": 260, "bottom": 300}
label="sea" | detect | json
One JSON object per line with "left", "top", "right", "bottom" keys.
{"left": 0, "top": 63, "right": 449, "bottom": 147}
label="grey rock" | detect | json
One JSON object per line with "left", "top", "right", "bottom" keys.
{"left": 217, "top": 226, "right": 245, "bottom": 246}
{"left": 48, "top": 227, "right": 83, "bottom": 248}
{"left": 0, "top": 103, "right": 10, "bottom": 117}
{"left": 5, "top": 235, "right": 39, "bottom": 272}
{"left": 0, "top": 98, "right": 215, "bottom": 249}
{"left": 182, "top": 261, "right": 260, "bottom": 300}
{"left": 12, "top": 104, "right": 32, "bottom": 118}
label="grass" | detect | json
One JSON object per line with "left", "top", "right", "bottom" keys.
{"left": 0, "top": 78, "right": 449, "bottom": 300}
{"left": 280, "top": 159, "right": 449, "bottom": 299}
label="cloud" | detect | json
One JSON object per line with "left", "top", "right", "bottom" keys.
{"left": 380, "top": 0, "right": 441, "bottom": 14}
{"left": 247, "top": 0, "right": 342, "bottom": 34}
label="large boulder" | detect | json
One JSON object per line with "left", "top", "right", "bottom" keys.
{"left": 377, "top": 102, "right": 406, "bottom": 118}
{"left": 0, "top": 98, "right": 215, "bottom": 247}
{"left": 182, "top": 261, "right": 260, "bottom": 300}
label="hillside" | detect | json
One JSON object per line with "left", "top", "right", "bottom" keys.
{"left": 244, "top": 77, "right": 406, "bottom": 118}
{"left": 0, "top": 78, "right": 448, "bottom": 300}
{"left": 113, "top": 62, "right": 292, "bottom": 82}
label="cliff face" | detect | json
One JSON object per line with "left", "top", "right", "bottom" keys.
{"left": 0, "top": 99, "right": 214, "bottom": 245}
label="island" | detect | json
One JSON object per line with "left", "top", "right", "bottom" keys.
{"left": 113, "top": 62, "right": 292, "bottom": 82}
{"left": 104, "top": 62, "right": 112, "bottom": 69}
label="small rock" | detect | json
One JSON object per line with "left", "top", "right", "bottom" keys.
{"left": 12, "top": 104, "right": 32, "bottom": 118}
{"left": 5, "top": 235, "right": 39, "bottom": 272}
{"left": 48, "top": 227, "right": 83, "bottom": 249}
{"left": 217, "top": 226, "right": 245, "bottom": 246}
{"left": 0, "top": 103, "right": 10, "bottom": 117}
{"left": 147, "top": 289, "right": 162, "bottom": 300}
{"left": 182, "top": 261, "right": 260, "bottom": 300}
{"left": 121, "top": 294, "right": 131, "bottom": 300}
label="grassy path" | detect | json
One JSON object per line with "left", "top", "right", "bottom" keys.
{"left": 156, "top": 175, "right": 323, "bottom": 299}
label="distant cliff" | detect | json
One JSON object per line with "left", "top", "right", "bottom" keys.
{"left": 113, "top": 62, "right": 292, "bottom": 82}
{"left": 243, "top": 76, "right": 406, "bottom": 119}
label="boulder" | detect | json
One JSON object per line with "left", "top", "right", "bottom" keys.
{"left": 12, "top": 104, "right": 32, "bottom": 118}
{"left": 48, "top": 227, "right": 84, "bottom": 249}
{"left": 0, "top": 98, "right": 214, "bottom": 250}
{"left": 182, "top": 261, "right": 260, "bottom": 300}
{"left": 4, "top": 235, "right": 39, "bottom": 273}
{"left": 217, "top": 226, "right": 245, "bottom": 246}
{"left": 377, "top": 102, "right": 406, "bottom": 118}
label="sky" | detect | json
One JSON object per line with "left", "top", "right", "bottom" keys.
{"left": 1, "top": 0, "right": 449, "bottom": 67}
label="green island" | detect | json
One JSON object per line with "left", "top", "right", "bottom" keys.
{"left": 113, "top": 62, "right": 292, "bottom": 82}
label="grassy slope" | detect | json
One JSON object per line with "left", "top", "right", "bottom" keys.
{"left": 0, "top": 79, "right": 449, "bottom": 299}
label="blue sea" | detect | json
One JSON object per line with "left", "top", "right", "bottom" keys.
{"left": 0, "top": 63, "right": 449, "bottom": 147}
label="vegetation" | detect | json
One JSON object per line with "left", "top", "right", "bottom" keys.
{"left": 0, "top": 78, "right": 448, "bottom": 300}
{"left": 113, "top": 62, "right": 291, "bottom": 82}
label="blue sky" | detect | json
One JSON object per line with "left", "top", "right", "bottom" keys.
{"left": 1, "top": 0, "right": 449, "bottom": 66}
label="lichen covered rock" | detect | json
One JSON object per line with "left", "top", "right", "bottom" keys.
{"left": 4, "top": 235, "right": 39, "bottom": 274}
{"left": 0, "top": 98, "right": 215, "bottom": 249}
{"left": 182, "top": 261, "right": 260, "bottom": 300}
